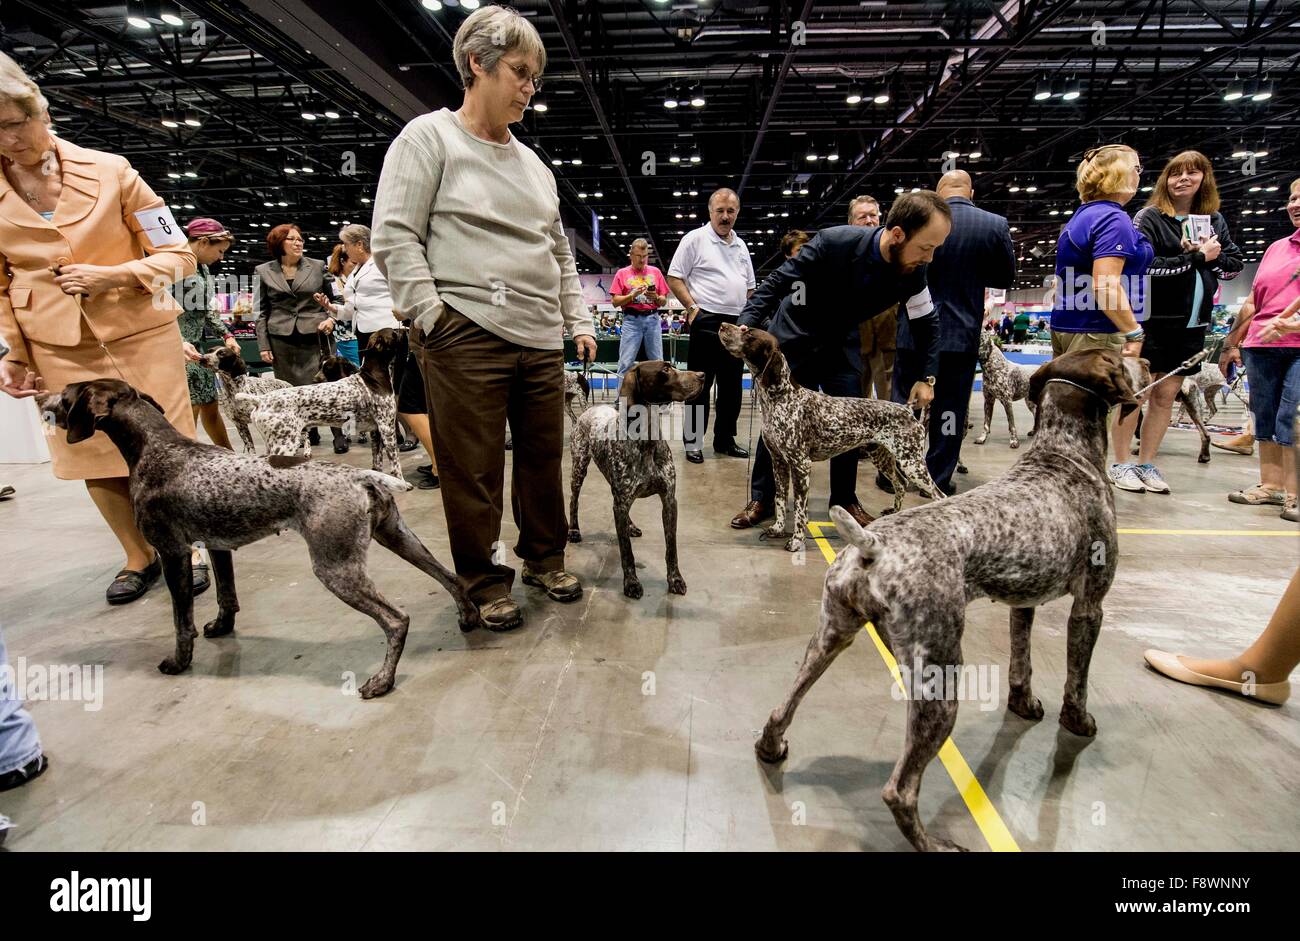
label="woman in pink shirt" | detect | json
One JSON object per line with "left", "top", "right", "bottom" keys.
{"left": 610, "top": 238, "right": 669, "bottom": 378}
{"left": 1217, "top": 176, "right": 1300, "bottom": 521}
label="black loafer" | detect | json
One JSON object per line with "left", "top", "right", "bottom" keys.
{"left": 193, "top": 560, "right": 211, "bottom": 596}
{"left": 399, "top": 439, "right": 418, "bottom": 452}
{"left": 417, "top": 464, "right": 434, "bottom": 477}
{"left": 333, "top": 440, "right": 350, "bottom": 454}
{"left": 417, "top": 475, "right": 440, "bottom": 490}
{"left": 714, "top": 442, "right": 749, "bottom": 458}
{"left": 685, "top": 450, "right": 704, "bottom": 464}
{"left": 106, "top": 555, "right": 162, "bottom": 605}
{"left": 0, "top": 754, "right": 48, "bottom": 793}
{"left": 308, "top": 429, "right": 321, "bottom": 446}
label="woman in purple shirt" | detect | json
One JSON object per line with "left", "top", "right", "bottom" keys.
{"left": 1049, "top": 143, "right": 1153, "bottom": 492}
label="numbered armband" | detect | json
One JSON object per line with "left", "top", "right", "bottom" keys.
{"left": 132, "top": 205, "right": 185, "bottom": 248}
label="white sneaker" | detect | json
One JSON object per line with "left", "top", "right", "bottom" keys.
{"left": 1134, "top": 463, "right": 1170, "bottom": 494}
{"left": 1108, "top": 462, "right": 1145, "bottom": 492}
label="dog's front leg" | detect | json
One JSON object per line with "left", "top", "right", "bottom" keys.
{"left": 1060, "top": 594, "right": 1103, "bottom": 737}
{"left": 661, "top": 480, "right": 685, "bottom": 595}
{"left": 756, "top": 590, "right": 859, "bottom": 763}
{"left": 614, "top": 499, "right": 642, "bottom": 599}
{"left": 787, "top": 459, "right": 812, "bottom": 553}
{"left": 1006, "top": 606, "right": 1043, "bottom": 720}
{"left": 377, "top": 413, "right": 403, "bottom": 480}
{"left": 202, "top": 549, "right": 239, "bottom": 639}
{"left": 567, "top": 438, "right": 590, "bottom": 543}
{"left": 158, "top": 550, "right": 198, "bottom": 676}
{"left": 1003, "top": 398, "right": 1020, "bottom": 449}
{"left": 236, "top": 421, "right": 257, "bottom": 453}
{"left": 764, "top": 452, "right": 790, "bottom": 541}
{"left": 973, "top": 395, "right": 994, "bottom": 445}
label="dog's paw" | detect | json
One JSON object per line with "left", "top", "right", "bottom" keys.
{"left": 458, "top": 613, "right": 482, "bottom": 633}
{"left": 1007, "top": 689, "right": 1045, "bottom": 721}
{"left": 202, "top": 617, "right": 234, "bottom": 639}
{"left": 623, "top": 578, "right": 644, "bottom": 600}
{"left": 956, "top": 463, "right": 969, "bottom": 474}
{"left": 628, "top": 523, "right": 643, "bottom": 538}
{"left": 784, "top": 535, "right": 805, "bottom": 553}
{"left": 972, "top": 436, "right": 987, "bottom": 445}
{"left": 1198, "top": 454, "right": 1211, "bottom": 464}
{"left": 754, "top": 736, "right": 788, "bottom": 764}
{"left": 1009, "top": 439, "right": 1020, "bottom": 450}
{"left": 667, "top": 573, "right": 687, "bottom": 595}
{"left": 761, "top": 523, "right": 786, "bottom": 540}
{"left": 567, "top": 529, "right": 583, "bottom": 543}
{"left": 358, "top": 674, "right": 395, "bottom": 699}
{"left": 925, "top": 837, "right": 971, "bottom": 853}
{"left": 157, "top": 657, "right": 189, "bottom": 676}
{"left": 1059, "top": 705, "right": 1097, "bottom": 737}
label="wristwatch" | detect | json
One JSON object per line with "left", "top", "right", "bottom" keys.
{"left": 687, "top": 303, "right": 701, "bottom": 317}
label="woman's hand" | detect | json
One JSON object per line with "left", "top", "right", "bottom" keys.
{"left": 1260, "top": 313, "right": 1300, "bottom": 344}
{"left": 1122, "top": 338, "right": 1144, "bottom": 358}
{"left": 318, "top": 318, "right": 335, "bottom": 334}
{"left": 53, "top": 264, "right": 127, "bottom": 297}
{"left": 1220, "top": 345, "right": 1242, "bottom": 373}
{"left": 181, "top": 341, "right": 202, "bottom": 362}
{"left": 1198, "top": 235, "right": 1222, "bottom": 263}
{"left": 223, "top": 336, "right": 242, "bottom": 354}
{"left": 260, "top": 351, "right": 274, "bottom": 365}
{"left": 0, "top": 359, "right": 45, "bottom": 398}
{"left": 312, "top": 292, "right": 335, "bottom": 313}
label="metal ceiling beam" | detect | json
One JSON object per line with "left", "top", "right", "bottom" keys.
{"left": 546, "top": 0, "right": 655, "bottom": 259}
{"left": 737, "top": 0, "right": 816, "bottom": 197}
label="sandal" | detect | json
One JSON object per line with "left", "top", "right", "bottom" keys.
{"left": 1227, "top": 484, "right": 1285, "bottom": 506}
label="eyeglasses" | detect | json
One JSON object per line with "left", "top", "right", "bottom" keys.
{"left": 503, "top": 61, "right": 543, "bottom": 91}
{"left": 0, "top": 115, "right": 30, "bottom": 135}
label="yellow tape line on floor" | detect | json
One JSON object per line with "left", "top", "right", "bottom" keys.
{"left": 804, "top": 522, "right": 1021, "bottom": 853}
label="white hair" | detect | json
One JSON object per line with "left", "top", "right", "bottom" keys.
{"left": 453, "top": 5, "right": 547, "bottom": 90}
{"left": 0, "top": 51, "right": 49, "bottom": 118}
{"left": 339, "top": 224, "right": 371, "bottom": 251}
{"left": 631, "top": 238, "right": 650, "bottom": 252}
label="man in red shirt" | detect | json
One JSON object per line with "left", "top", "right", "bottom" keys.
{"left": 610, "top": 238, "right": 670, "bottom": 378}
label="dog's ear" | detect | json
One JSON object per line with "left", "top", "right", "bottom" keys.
{"left": 1103, "top": 351, "right": 1142, "bottom": 420}
{"left": 620, "top": 363, "right": 642, "bottom": 407}
{"left": 65, "top": 381, "right": 119, "bottom": 444}
{"left": 138, "top": 391, "right": 165, "bottom": 415}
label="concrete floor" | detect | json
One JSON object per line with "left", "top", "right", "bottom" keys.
{"left": 1, "top": 392, "right": 1296, "bottom": 852}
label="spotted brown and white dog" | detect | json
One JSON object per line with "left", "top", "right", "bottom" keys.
{"left": 755, "top": 348, "right": 1138, "bottom": 851}
{"left": 564, "top": 370, "right": 592, "bottom": 425}
{"left": 973, "top": 329, "right": 1038, "bottom": 448}
{"left": 718, "top": 324, "right": 942, "bottom": 553}
{"left": 39, "top": 379, "right": 481, "bottom": 699}
{"left": 240, "top": 328, "right": 404, "bottom": 479}
{"left": 567, "top": 361, "right": 705, "bottom": 598}
{"left": 198, "top": 347, "right": 291, "bottom": 453}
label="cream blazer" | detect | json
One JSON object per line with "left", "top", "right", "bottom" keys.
{"left": 0, "top": 135, "right": 196, "bottom": 365}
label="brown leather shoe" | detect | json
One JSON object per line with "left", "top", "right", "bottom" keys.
{"left": 478, "top": 597, "right": 524, "bottom": 632}
{"left": 730, "top": 500, "right": 772, "bottom": 529}
{"left": 834, "top": 502, "right": 875, "bottom": 527}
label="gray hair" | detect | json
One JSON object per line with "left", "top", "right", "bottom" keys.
{"left": 0, "top": 51, "right": 49, "bottom": 119}
{"left": 453, "top": 5, "right": 547, "bottom": 91}
{"left": 708, "top": 187, "right": 739, "bottom": 210}
{"left": 339, "top": 224, "right": 371, "bottom": 251}
{"left": 630, "top": 238, "right": 650, "bottom": 252}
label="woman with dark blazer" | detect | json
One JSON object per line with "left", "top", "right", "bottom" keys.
{"left": 1132, "top": 150, "right": 1243, "bottom": 494}
{"left": 253, "top": 223, "right": 347, "bottom": 452}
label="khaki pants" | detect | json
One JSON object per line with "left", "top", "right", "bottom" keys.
{"left": 860, "top": 306, "right": 898, "bottom": 399}
{"left": 1050, "top": 330, "right": 1124, "bottom": 357}
{"left": 410, "top": 306, "right": 568, "bottom": 603}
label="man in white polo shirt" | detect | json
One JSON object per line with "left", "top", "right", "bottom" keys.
{"left": 667, "top": 188, "right": 756, "bottom": 463}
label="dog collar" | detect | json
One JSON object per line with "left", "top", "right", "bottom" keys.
{"left": 1043, "top": 378, "right": 1109, "bottom": 402}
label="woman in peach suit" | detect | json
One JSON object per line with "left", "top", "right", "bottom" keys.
{"left": 0, "top": 53, "right": 197, "bottom": 605}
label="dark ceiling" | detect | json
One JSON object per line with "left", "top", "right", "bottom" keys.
{"left": 4, "top": 1, "right": 1298, "bottom": 290}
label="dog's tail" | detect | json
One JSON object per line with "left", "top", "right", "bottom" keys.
{"left": 829, "top": 505, "right": 881, "bottom": 563}
{"left": 358, "top": 470, "right": 413, "bottom": 493}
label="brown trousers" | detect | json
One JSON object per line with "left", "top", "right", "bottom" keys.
{"left": 860, "top": 305, "right": 898, "bottom": 399}
{"left": 410, "top": 306, "right": 568, "bottom": 603}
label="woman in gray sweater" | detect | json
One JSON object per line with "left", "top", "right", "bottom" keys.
{"left": 373, "top": 4, "right": 596, "bottom": 631}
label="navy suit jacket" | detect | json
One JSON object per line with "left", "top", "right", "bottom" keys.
{"left": 739, "top": 225, "right": 940, "bottom": 377}
{"left": 899, "top": 196, "right": 1016, "bottom": 355}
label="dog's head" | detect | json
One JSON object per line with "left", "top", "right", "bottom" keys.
{"left": 37, "top": 379, "right": 164, "bottom": 444}
{"left": 718, "top": 324, "right": 789, "bottom": 392}
{"left": 619, "top": 361, "right": 705, "bottom": 408}
{"left": 978, "top": 329, "right": 996, "bottom": 362}
{"left": 199, "top": 346, "right": 248, "bottom": 379}
{"left": 363, "top": 328, "right": 402, "bottom": 361}
{"left": 1028, "top": 348, "right": 1142, "bottom": 421}
{"left": 314, "top": 355, "right": 359, "bottom": 384}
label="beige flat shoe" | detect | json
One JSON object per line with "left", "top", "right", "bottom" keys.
{"left": 1143, "top": 649, "right": 1290, "bottom": 705}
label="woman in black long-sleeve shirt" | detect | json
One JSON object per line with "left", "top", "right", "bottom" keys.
{"left": 1131, "top": 151, "right": 1243, "bottom": 494}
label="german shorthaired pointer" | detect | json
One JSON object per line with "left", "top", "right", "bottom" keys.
{"left": 567, "top": 361, "right": 705, "bottom": 599}
{"left": 40, "top": 379, "right": 480, "bottom": 699}
{"left": 718, "top": 324, "right": 942, "bottom": 553}
{"left": 564, "top": 370, "right": 592, "bottom": 425}
{"left": 198, "top": 347, "right": 291, "bottom": 453}
{"left": 973, "top": 329, "right": 1037, "bottom": 448}
{"left": 241, "top": 328, "right": 404, "bottom": 479}
{"left": 755, "top": 348, "right": 1138, "bottom": 851}
{"left": 1129, "top": 357, "right": 1219, "bottom": 464}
